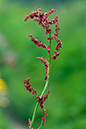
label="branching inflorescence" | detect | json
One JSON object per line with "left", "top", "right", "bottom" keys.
{"left": 24, "top": 8, "right": 62, "bottom": 129}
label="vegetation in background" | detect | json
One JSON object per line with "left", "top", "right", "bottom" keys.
{"left": 0, "top": 0, "right": 86, "bottom": 129}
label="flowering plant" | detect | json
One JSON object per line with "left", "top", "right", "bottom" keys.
{"left": 24, "top": 8, "right": 62, "bottom": 129}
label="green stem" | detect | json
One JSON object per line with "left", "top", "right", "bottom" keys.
{"left": 29, "top": 33, "right": 52, "bottom": 129}
{"left": 37, "top": 121, "right": 42, "bottom": 129}
{"left": 40, "top": 69, "right": 49, "bottom": 97}
{"left": 29, "top": 102, "right": 39, "bottom": 129}
{"left": 49, "top": 33, "right": 52, "bottom": 68}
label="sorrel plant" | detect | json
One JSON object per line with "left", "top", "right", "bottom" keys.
{"left": 24, "top": 8, "right": 62, "bottom": 129}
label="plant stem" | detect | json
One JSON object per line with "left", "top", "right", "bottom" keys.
{"left": 37, "top": 121, "right": 42, "bottom": 129}
{"left": 40, "top": 71, "right": 49, "bottom": 97}
{"left": 29, "top": 33, "right": 52, "bottom": 129}
{"left": 29, "top": 102, "right": 39, "bottom": 129}
{"left": 49, "top": 33, "right": 52, "bottom": 68}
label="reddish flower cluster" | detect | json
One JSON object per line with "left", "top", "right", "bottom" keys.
{"left": 36, "top": 89, "right": 50, "bottom": 126}
{"left": 36, "top": 89, "right": 50, "bottom": 108}
{"left": 24, "top": 78, "right": 37, "bottom": 95}
{"left": 51, "top": 39, "right": 62, "bottom": 60}
{"left": 46, "top": 15, "right": 62, "bottom": 59}
{"left": 24, "top": 8, "right": 62, "bottom": 60}
{"left": 29, "top": 34, "right": 47, "bottom": 49}
{"left": 24, "top": 8, "right": 56, "bottom": 35}
{"left": 37, "top": 57, "right": 49, "bottom": 81}
{"left": 42, "top": 109, "right": 48, "bottom": 126}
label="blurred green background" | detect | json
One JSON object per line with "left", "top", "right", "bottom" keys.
{"left": 0, "top": 0, "right": 86, "bottom": 129}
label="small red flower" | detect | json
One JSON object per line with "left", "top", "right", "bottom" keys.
{"left": 45, "top": 75, "right": 48, "bottom": 81}
{"left": 28, "top": 119, "right": 32, "bottom": 128}
{"left": 47, "top": 37, "right": 50, "bottom": 42}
